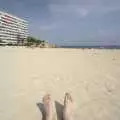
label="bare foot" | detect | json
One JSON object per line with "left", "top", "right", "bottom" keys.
{"left": 63, "top": 93, "right": 73, "bottom": 120}
{"left": 43, "top": 94, "right": 53, "bottom": 120}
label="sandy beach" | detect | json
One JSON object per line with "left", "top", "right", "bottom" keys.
{"left": 0, "top": 47, "right": 120, "bottom": 120}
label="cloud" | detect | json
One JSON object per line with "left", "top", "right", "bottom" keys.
{"left": 49, "top": 4, "right": 90, "bottom": 19}
{"left": 48, "top": 0, "right": 120, "bottom": 17}
{"left": 39, "top": 22, "right": 62, "bottom": 30}
{"left": 75, "top": 8, "right": 89, "bottom": 17}
{"left": 40, "top": 24, "right": 56, "bottom": 30}
{"left": 48, "top": 1, "right": 120, "bottom": 20}
{"left": 49, "top": 0, "right": 101, "bottom": 5}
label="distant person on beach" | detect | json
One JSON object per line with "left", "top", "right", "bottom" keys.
{"left": 43, "top": 93, "right": 73, "bottom": 120}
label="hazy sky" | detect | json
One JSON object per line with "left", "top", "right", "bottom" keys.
{"left": 0, "top": 0, "right": 120, "bottom": 46}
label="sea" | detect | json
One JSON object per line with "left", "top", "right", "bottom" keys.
{"left": 60, "top": 45, "right": 120, "bottom": 49}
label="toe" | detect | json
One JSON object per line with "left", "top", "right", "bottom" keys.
{"left": 43, "top": 94, "right": 51, "bottom": 103}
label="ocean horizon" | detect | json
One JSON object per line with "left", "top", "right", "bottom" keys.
{"left": 60, "top": 45, "right": 120, "bottom": 49}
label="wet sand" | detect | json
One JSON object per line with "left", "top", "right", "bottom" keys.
{"left": 0, "top": 47, "right": 120, "bottom": 120}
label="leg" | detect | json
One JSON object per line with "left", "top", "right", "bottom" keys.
{"left": 63, "top": 93, "right": 74, "bottom": 120}
{"left": 43, "top": 94, "right": 53, "bottom": 120}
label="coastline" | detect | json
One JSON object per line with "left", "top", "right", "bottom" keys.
{"left": 1, "top": 45, "right": 120, "bottom": 49}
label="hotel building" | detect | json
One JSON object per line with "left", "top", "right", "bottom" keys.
{"left": 0, "top": 11, "right": 28, "bottom": 44}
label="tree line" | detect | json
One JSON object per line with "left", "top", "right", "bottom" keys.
{"left": 25, "top": 36, "right": 47, "bottom": 47}
{"left": 0, "top": 36, "right": 48, "bottom": 47}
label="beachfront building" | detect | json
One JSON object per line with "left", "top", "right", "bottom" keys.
{"left": 0, "top": 11, "right": 28, "bottom": 45}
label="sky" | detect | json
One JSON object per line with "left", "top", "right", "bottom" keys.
{"left": 0, "top": 0, "right": 120, "bottom": 46}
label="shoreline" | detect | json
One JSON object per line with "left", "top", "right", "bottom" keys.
{"left": 0, "top": 46, "right": 120, "bottom": 50}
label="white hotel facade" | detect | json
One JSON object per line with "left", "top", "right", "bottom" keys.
{"left": 0, "top": 11, "right": 28, "bottom": 44}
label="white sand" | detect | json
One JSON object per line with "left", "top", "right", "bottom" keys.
{"left": 0, "top": 47, "right": 120, "bottom": 120}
